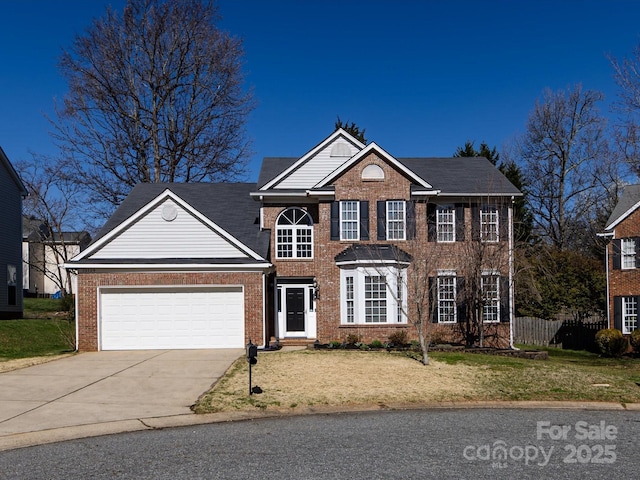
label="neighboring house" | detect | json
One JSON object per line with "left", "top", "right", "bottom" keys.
{"left": 67, "top": 129, "right": 521, "bottom": 351}
{"left": 0, "top": 147, "right": 27, "bottom": 319}
{"left": 601, "top": 184, "right": 640, "bottom": 336}
{"left": 22, "top": 217, "right": 91, "bottom": 296}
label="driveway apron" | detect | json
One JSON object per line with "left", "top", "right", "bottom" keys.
{"left": 0, "top": 349, "right": 242, "bottom": 437}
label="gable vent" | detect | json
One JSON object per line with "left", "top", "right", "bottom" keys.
{"left": 362, "top": 164, "right": 385, "bottom": 181}
{"left": 330, "top": 142, "right": 352, "bottom": 157}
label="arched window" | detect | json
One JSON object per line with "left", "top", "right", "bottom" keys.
{"left": 276, "top": 208, "right": 314, "bottom": 259}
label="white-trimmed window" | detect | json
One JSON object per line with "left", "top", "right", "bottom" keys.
{"left": 276, "top": 208, "right": 313, "bottom": 259}
{"left": 623, "top": 297, "right": 638, "bottom": 334}
{"left": 437, "top": 206, "right": 455, "bottom": 242}
{"left": 386, "top": 201, "right": 406, "bottom": 240}
{"left": 345, "top": 276, "right": 355, "bottom": 323}
{"left": 340, "top": 267, "right": 407, "bottom": 324}
{"left": 437, "top": 274, "right": 456, "bottom": 323}
{"left": 340, "top": 201, "right": 359, "bottom": 241}
{"left": 481, "top": 274, "right": 500, "bottom": 323}
{"left": 622, "top": 238, "right": 637, "bottom": 269}
{"left": 480, "top": 206, "right": 499, "bottom": 242}
{"left": 365, "top": 276, "right": 387, "bottom": 323}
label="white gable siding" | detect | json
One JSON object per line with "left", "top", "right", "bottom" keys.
{"left": 91, "top": 200, "right": 248, "bottom": 259}
{"left": 277, "top": 139, "right": 361, "bottom": 189}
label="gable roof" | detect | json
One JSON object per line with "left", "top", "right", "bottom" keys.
{"left": 0, "top": 146, "right": 27, "bottom": 196}
{"left": 315, "top": 142, "right": 433, "bottom": 189}
{"left": 259, "top": 129, "right": 365, "bottom": 190}
{"left": 605, "top": 184, "right": 640, "bottom": 231}
{"left": 86, "top": 183, "right": 269, "bottom": 260}
{"left": 257, "top": 155, "right": 521, "bottom": 197}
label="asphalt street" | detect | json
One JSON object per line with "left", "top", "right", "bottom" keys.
{"left": 0, "top": 408, "right": 638, "bottom": 479}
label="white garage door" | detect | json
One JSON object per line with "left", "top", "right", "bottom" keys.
{"left": 99, "top": 286, "right": 244, "bottom": 350}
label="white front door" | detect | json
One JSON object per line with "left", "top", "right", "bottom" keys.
{"left": 277, "top": 284, "right": 317, "bottom": 338}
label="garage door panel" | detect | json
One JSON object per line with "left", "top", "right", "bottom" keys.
{"left": 100, "top": 287, "right": 245, "bottom": 350}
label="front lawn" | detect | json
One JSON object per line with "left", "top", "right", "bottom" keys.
{"left": 193, "top": 348, "right": 640, "bottom": 414}
{"left": 0, "top": 297, "right": 75, "bottom": 361}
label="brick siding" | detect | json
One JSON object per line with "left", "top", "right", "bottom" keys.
{"left": 266, "top": 152, "right": 512, "bottom": 346}
{"left": 76, "top": 270, "right": 264, "bottom": 351}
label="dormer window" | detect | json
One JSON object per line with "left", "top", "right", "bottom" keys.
{"left": 276, "top": 208, "right": 313, "bottom": 259}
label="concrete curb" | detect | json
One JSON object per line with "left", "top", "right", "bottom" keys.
{"left": 2, "top": 401, "right": 639, "bottom": 452}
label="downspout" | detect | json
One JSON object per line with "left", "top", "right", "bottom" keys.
{"left": 605, "top": 239, "right": 611, "bottom": 329}
{"left": 261, "top": 272, "right": 267, "bottom": 348}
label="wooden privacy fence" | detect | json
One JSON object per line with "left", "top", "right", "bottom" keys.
{"left": 553, "top": 318, "right": 608, "bottom": 352}
{"left": 513, "top": 317, "right": 563, "bottom": 346}
{"left": 514, "top": 316, "right": 608, "bottom": 351}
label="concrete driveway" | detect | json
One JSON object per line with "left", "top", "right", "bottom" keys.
{"left": 0, "top": 349, "right": 243, "bottom": 450}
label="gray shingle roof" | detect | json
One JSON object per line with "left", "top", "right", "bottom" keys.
{"left": 256, "top": 155, "right": 521, "bottom": 196}
{"left": 334, "top": 244, "right": 412, "bottom": 264}
{"left": 605, "top": 184, "right": 640, "bottom": 230}
{"left": 397, "top": 157, "right": 521, "bottom": 195}
{"left": 91, "top": 183, "right": 270, "bottom": 259}
{"left": 257, "top": 157, "right": 298, "bottom": 189}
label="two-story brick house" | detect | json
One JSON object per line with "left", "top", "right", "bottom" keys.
{"left": 602, "top": 184, "right": 640, "bottom": 336}
{"left": 68, "top": 129, "right": 521, "bottom": 351}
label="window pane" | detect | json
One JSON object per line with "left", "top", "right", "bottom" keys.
{"left": 480, "top": 207, "right": 498, "bottom": 242}
{"left": 437, "top": 207, "right": 455, "bottom": 242}
{"left": 622, "top": 238, "right": 636, "bottom": 269}
{"left": 482, "top": 275, "right": 499, "bottom": 323}
{"left": 276, "top": 208, "right": 313, "bottom": 258}
{"left": 623, "top": 297, "right": 638, "bottom": 334}
{"left": 276, "top": 228, "right": 293, "bottom": 257}
{"left": 438, "top": 276, "right": 456, "bottom": 323}
{"left": 365, "top": 275, "right": 387, "bottom": 323}
{"left": 387, "top": 201, "right": 405, "bottom": 240}
{"left": 346, "top": 276, "right": 354, "bottom": 323}
{"left": 341, "top": 201, "right": 359, "bottom": 240}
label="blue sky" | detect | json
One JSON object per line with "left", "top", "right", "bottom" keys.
{"left": 1, "top": 0, "right": 640, "bottom": 181}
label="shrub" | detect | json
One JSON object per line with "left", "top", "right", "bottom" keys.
{"left": 345, "top": 333, "right": 360, "bottom": 345}
{"left": 630, "top": 329, "right": 640, "bottom": 353}
{"left": 369, "top": 339, "right": 384, "bottom": 349}
{"left": 388, "top": 330, "right": 408, "bottom": 346}
{"left": 595, "top": 328, "right": 628, "bottom": 357}
{"left": 329, "top": 340, "right": 342, "bottom": 349}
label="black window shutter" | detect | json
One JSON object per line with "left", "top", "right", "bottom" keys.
{"left": 471, "top": 205, "right": 480, "bottom": 241}
{"left": 427, "top": 203, "right": 436, "bottom": 242}
{"left": 455, "top": 204, "right": 465, "bottom": 241}
{"left": 500, "top": 276, "right": 510, "bottom": 323}
{"left": 360, "top": 201, "right": 369, "bottom": 240}
{"left": 612, "top": 239, "right": 621, "bottom": 270}
{"left": 499, "top": 205, "right": 509, "bottom": 241}
{"left": 635, "top": 237, "right": 640, "bottom": 268}
{"left": 613, "top": 296, "right": 622, "bottom": 330}
{"left": 406, "top": 201, "right": 416, "bottom": 239}
{"left": 377, "top": 201, "right": 386, "bottom": 240}
{"left": 330, "top": 202, "right": 340, "bottom": 240}
{"left": 456, "top": 277, "right": 466, "bottom": 323}
{"left": 429, "top": 276, "right": 438, "bottom": 323}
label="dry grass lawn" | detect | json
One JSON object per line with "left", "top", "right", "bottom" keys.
{"left": 194, "top": 349, "right": 486, "bottom": 413}
{"left": 0, "top": 354, "right": 72, "bottom": 373}
{"left": 194, "top": 348, "right": 640, "bottom": 414}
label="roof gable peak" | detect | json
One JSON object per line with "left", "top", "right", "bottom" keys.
{"left": 260, "top": 129, "right": 366, "bottom": 190}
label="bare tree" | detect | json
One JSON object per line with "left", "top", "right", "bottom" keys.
{"left": 18, "top": 156, "right": 88, "bottom": 297}
{"left": 456, "top": 199, "right": 511, "bottom": 347}
{"left": 52, "top": 0, "right": 254, "bottom": 220}
{"left": 517, "top": 84, "right": 609, "bottom": 251}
